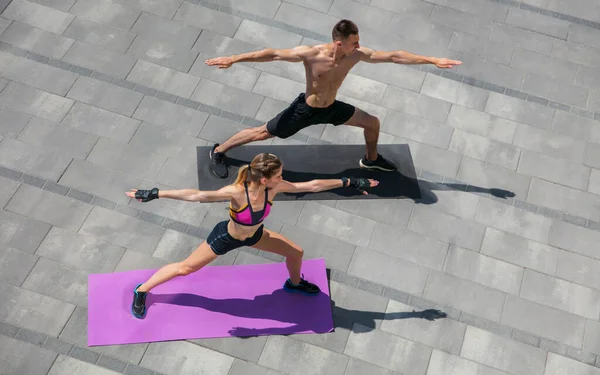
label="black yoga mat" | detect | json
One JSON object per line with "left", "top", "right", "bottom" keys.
{"left": 196, "top": 144, "right": 421, "bottom": 201}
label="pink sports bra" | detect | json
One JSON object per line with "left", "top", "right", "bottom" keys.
{"left": 229, "top": 182, "right": 273, "bottom": 226}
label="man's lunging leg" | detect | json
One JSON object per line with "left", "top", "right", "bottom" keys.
{"left": 343, "top": 107, "right": 396, "bottom": 172}
{"left": 210, "top": 124, "right": 274, "bottom": 178}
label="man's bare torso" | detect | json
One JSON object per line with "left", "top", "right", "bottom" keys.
{"left": 302, "top": 44, "right": 363, "bottom": 108}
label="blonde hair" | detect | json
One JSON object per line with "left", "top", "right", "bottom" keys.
{"left": 234, "top": 153, "right": 282, "bottom": 185}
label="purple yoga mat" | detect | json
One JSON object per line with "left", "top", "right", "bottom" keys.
{"left": 87, "top": 258, "right": 334, "bottom": 346}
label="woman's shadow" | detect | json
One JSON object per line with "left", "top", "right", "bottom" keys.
{"left": 148, "top": 287, "right": 448, "bottom": 338}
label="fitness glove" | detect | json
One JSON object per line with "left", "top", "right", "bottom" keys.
{"left": 135, "top": 188, "right": 159, "bottom": 202}
{"left": 341, "top": 177, "right": 371, "bottom": 194}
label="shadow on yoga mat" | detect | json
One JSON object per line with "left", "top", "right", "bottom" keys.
{"left": 196, "top": 144, "right": 516, "bottom": 203}
{"left": 197, "top": 144, "right": 421, "bottom": 201}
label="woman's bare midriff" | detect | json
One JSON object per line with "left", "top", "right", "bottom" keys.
{"left": 227, "top": 220, "right": 262, "bottom": 241}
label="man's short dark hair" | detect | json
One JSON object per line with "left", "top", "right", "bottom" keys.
{"left": 332, "top": 19, "right": 359, "bottom": 41}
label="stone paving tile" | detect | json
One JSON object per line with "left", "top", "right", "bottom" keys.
{"left": 6, "top": 184, "right": 92, "bottom": 230}
{"left": 113, "top": 0, "right": 182, "bottom": 18}
{"left": 227, "top": 359, "right": 283, "bottom": 375}
{"left": 448, "top": 30, "right": 514, "bottom": 66}
{"left": 446, "top": 104, "right": 517, "bottom": 144}
{"left": 444, "top": 245, "right": 524, "bottom": 295}
{"left": 3, "top": 0, "right": 74, "bottom": 34}
{"left": 1, "top": 56, "right": 78, "bottom": 96}
{"left": 0, "top": 81, "right": 74, "bottom": 122}
{"left": 481, "top": 226, "right": 559, "bottom": 275}
{"left": 78, "top": 206, "right": 165, "bottom": 255}
{"left": 428, "top": 349, "right": 512, "bottom": 375}
{"left": 0, "top": 246, "right": 37, "bottom": 285}
{"left": 66, "top": 76, "right": 143, "bottom": 117}
{"left": 63, "top": 17, "right": 136, "bottom": 54}
{"left": 192, "top": 78, "right": 264, "bottom": 118}
{"left": 546, "top": 353, "right": 600, "bottom": 375}
{"left": 348, "top": 247, "right": 430, "bottom": 295}
{"left": 344, "top": 322, "right": 431, "bottom": 374}
{"left": 61, "top": 102, "right": 141, "bottom": 143}
{"left": 461, "top": 326, "right": 547, "bottom": 375}
{"left": 22, "top": 257, "right": 88, "bottom": 307}
{"left": 140, "top": 341, "right": 234, "bottom": 374}
{"left": 0, "top": 138, "right": 72, "bottom": 181}
{"left": 502, "top": 294, "right": 586, "bottom": 348}
{"left": 380, "top": 299, "right": 466, "bottom": 355}
{"left": 520, "top": 268, "right": 600, "bottom": 319}
{"left": 0, "top": 21, "right": 74, "bottom": 60}
{"left": 0, "top": 335, "right": 57, "bottom": 375}
{"left": 528, "top": 178, "right": 600, "bottom": 222}
{"left": 423, "top": 270, "right": 506, "bottom": 322}
{"left": 189, "top": 52, "right": 261, "bottom": 91}
{"left": 382, "top": 110, "right": 452, "bottom": 149}
{"left": 132, "top": 96, "right": 209, "bottom": 137}
{"left": 408, "top": 204, "right": 486, "bottom": 251}
{"left": 518, "top": 149, "right": 591, "bottom": 190}
{"left": 17, "top": 116, "right": 98, "bottom": 160}
{"left": 59, "top": 306, "right": 149, "bottom": 364}
{"left": 62, "top": 40, "right": 137, "bottom": 79}
{"left": 69, "top": 0, "right": 141, "bottom": 30}
{"left": 0, "top": 282, "right": 75, "bottom": 336}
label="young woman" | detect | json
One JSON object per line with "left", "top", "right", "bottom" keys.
{"left": 126, "top": 152, "right": 378, "bottom": 318}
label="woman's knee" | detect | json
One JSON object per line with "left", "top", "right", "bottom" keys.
{"left": 177, "top": 262, "right": 197, "bottom": 276}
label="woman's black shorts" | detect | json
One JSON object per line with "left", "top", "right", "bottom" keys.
{"left": 207, "top": 220, "right": 264, "bottom": 255}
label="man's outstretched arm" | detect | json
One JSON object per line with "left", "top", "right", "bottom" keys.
{"left": 205, "top": 45, "right": 315, "bottom": 69}
{"left": 359, "top": 47, "right": 462, "bottom": 68}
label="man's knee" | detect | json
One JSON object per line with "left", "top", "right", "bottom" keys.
{"left": 364, "top": 115, "right": 380, "bottom": 131}
{"left": 254, "top": 124, "right": 275, "bottom": 141}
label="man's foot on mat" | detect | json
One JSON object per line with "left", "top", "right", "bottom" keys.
{"left": 359, "top": 154, "right": 397, "bottom": 172}
{"left": 283, "top": 276, "right": 320, "bottom": 295}
{"left": 209, "top": 143, "right": 228, "bottom": 178}
{"left": 131, "top": 283, "right": 147, "bottom": 319}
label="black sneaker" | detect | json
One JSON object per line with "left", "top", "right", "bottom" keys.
{"left": 209, "top": 143, "right": 228, "bottom": 178}
{"left": 131, "top": 284, "right": 147, "bottom": 319}
{"left": 359, "top": 154, "right": 397, "bottom": 172}
{"left": 283, "top": 274, "right": 320, "bottom": 296}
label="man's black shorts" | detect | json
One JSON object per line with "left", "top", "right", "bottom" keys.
{"left": 266, "top": 93, "right": 356, "bottom": 139}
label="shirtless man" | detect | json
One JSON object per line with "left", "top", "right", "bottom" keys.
{"left": 205, "top": 19, "right": 462, "bottom": 178}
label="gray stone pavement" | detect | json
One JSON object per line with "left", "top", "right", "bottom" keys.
{"left": 2, "top": 0, "right": 600, "bottom": 373}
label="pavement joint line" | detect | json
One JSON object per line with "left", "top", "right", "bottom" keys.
{"left": 2, "top": 170, "right": 600, "bottom": 367}
{"left": 0, "top": 15, "right": 599, "bottom": 125}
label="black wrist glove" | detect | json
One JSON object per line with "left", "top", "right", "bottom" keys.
{"left": 342, "top": 178, "right": 371, "bottom": 194}
{"left": 135, "top": 188, "right": 159, "bottom": 202}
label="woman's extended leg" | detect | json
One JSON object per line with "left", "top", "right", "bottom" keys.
{"left": 137, "top": 241, "right": 218, "bottom": 292}
{"left": 252, "top": 228, "right": 319, "bottom": 295}
{"left": 131, "top": 241, "right": 218, "bottom": 318}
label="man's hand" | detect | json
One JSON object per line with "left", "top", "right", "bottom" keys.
{"left": 433, "top": 58, "right": 462, "bottom": 69}
{"left": 205, "top": 56, "right": 234, "bottom": 69}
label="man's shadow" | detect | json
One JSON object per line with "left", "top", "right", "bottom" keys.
{"left": 226, "top": 157, "right": 515, "bottom": 204}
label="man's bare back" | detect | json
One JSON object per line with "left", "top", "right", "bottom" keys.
{"left": 203, "top": 19, "right": 461, "bottom": 179}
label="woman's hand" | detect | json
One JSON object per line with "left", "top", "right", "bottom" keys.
{"left": 126, "top": 188, "right": 159, "bottom": 202}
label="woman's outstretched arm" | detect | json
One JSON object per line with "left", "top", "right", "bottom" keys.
{"left": 126, "top": 185, "right": 235, "bottom": 203}
{"left": 275, "top": 178, "right": 378, "bottom": 195}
